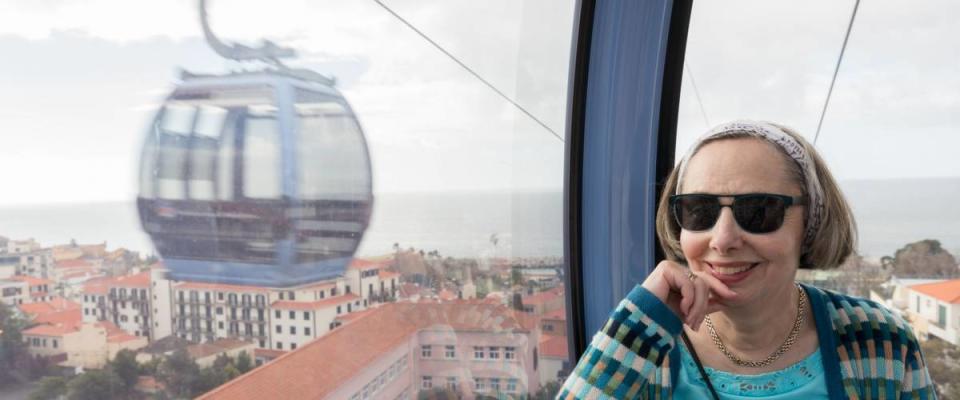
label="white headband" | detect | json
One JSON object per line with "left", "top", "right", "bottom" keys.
{"left": 675, "top": 120, "right": 825, "bottom": 251}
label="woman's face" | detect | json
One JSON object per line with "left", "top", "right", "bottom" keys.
{"left": 678, "top": 137, "right": 805, "bottom": 306}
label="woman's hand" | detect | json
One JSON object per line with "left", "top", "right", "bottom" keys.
{"left": 641, "top": 260, "right": 738, "bottom": 331}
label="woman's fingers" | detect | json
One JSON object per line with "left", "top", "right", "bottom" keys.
{"left": 688, "top": 272, "right": 710, "bottom": 330}
{"left": 641, "top": 260, "right": 738, "bottom": 326}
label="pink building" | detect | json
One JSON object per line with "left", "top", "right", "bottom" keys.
{"left": 199, "top": 302, "right": 544, "bottom": 400}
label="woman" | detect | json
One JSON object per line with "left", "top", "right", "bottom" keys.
{"left": 558, "top": 121, "right": 935, "bottom": 399}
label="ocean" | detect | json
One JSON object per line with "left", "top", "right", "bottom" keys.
{"left": 0, "top": 178, "right": 958, "bottom": 260}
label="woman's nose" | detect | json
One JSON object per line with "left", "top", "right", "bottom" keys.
{"left": 709, "top": 207, "right": 744, "bottom": 254}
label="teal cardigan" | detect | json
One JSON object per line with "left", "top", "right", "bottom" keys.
{"left": 558, "top": 284, "right": 936, "bottom": 399}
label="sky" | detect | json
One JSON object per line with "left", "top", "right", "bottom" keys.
{"left": 0, "top": 0, "right": 958, "bottom": 206}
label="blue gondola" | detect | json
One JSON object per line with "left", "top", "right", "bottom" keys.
{"left": 137, "top": 0, "right": 373, "bottom": 287}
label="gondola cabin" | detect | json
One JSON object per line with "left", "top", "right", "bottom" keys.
{"left": 138, "top": 69, "right": 373, "bottom": 287}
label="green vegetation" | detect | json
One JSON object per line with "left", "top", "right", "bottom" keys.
{"left": 921, "top": 338, "right": 960, "bottom": 399}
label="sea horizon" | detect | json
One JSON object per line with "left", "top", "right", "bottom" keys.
{"left": 1, "top": 177, "right": 959, "bottom": 261}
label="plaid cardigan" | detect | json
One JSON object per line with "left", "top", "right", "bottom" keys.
{"left": 558, "top": 284, "right": 936, "bottom": 399}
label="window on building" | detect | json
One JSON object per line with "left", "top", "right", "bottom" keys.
{"left": 474, "top": 346, "right": 485, "bottom": 359}
{"left": 446, "top": 376, "right": 457, "bottom": 390}
{"left": 336, "top": 305, "right": 342, "bottom": 314}
{"left": 490, "top": 377, "right": 501, "bottom": 392}
{"left": 474, "top": 378, "right": 485, "bottom": 392}
{"left": 217, "top": 292, "right": 224, "bottom": 301}
{"left": 488, "top": 346, "right": 500, "bottom": 359}
{"left": 445, "top": 345, "right": 455, "bottom": 359}
{"left": 421, "top": 345, "right": 431, "bottom": 358}
{"left": 305, "top": 327, "right": 311, "bottom": 336}
{"left": 275, "top": 310, "right": 281, "bottom": 319}
{"left": 276, "top": 342, "right": 283, "bottom": 350}
{"left": 276, "top": 325, "right": 281, "bottom": 333}
{"left": 290, "top": 326, "right": 296, "bottom": 335}
{"left": 291, "top": 343, "right": 297, "bottom": 350}
{"left": 303, "top": 311, "right": 310, "bottom": 320}
{"left": 289, "top": 311, "right": 295, "bottom": 320}
{"left": 507, "top": 378, "right": 518, "bottom": 393}
{"left": 421, "top": 376, "right": 432, "bottom": 390}
{"left": 505, "top": 346, "right": 516, "bottom": 360}
{"left": 52, "top": 339, "right": 58, "bottom": 349}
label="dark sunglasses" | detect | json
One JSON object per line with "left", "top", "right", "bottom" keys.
{"left": 669, "top": 193, "right": 806, "bottom": 234}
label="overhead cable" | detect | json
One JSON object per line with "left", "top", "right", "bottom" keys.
{"left": 372, "top": 0, "right": 564, "bottom": 143}
{"left": 814, "top": 0, "right": 860, "bottom": 145}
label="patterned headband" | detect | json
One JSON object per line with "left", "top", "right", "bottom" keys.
{"left": 675, "top": 120, "right": 825, "bottom": 251}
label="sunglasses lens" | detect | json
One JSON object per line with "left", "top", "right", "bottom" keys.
{"left": 673, "top": 196, "right": 719, "bottom": 231}
{"left": 734, "top": 195, "right": 787, "bottom": 233}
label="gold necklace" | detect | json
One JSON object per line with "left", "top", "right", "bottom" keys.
{"left": 703, "top": 285, "right": 806, "bottom": 368}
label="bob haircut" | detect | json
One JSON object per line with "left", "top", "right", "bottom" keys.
{"left": 655, "top": 123, "right": 858, "bottom": 269}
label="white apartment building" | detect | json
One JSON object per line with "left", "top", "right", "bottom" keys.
{"left": 171, "top": 258, "right": 401, "bottom": 350}
{"left": 80, "top": 270, "right": 171, "bottom": 341}
{"left": 907, "top": 279, "right": 960, "bottom": 345}
{"left": 0, "top": 279, "right": 28, "bottom": 306}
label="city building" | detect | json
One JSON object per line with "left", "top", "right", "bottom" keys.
{"left": 198, "top": 301, "right": 543, "bottom": 400}
{"left": 0, "top": 278, "right": 28, "bottom": 306}
{"left": 170, "top": 258, "right": 400, "bottom": 350}
{"left": 79, "top": 270, "right": 169, "bottom": 340}
{"left": 17, "top": 297, "right": 81, "bottom": 326}
{"left": 906, "top": 279, "right": 960, "bottom": 345}
{"left": 8, "top": 275, "right": 55, "bottom": 303}
{"left": 22, "top": 320, "right": 148, "bottom": 370}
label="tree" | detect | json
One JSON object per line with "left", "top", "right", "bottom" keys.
{"left": 139, "top": 357, "right": 161, "bottom": 375}
{"left": 212, "top": 353, "right": 232, "bottom": 370}
{"left": 417, "top": 387, "right": 460, "bottom": 400}
{"left": 194, "top": 367, "right": 228, "bottom": 395}
{"left": 889, "top": 239, "right": 958, "bottom": 278}
{"left": 511, "top": 265, "right": 523, "bottom": 287}
{"left": 109, "top": 349, "right": 140, "bottom": 393}
{"left": 67, "top": 370, "right": 123, "bottom": 400}
{"left": 235, "top": 351, "right": 253, "bottom": 373}
{"left": 29, "top": 376, "right": 68, "bottom": 400}
{"left": 158, "top": 348, "right": 200, "bottom": 398}
{"left": 0, "top": 302, "right": 32, "bottom": 386}
{"left": 533, "top": 381, "right": 562, "bottom": 400}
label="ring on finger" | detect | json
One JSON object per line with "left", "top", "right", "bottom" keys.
{"left": 686, "top": 270, "right": 697, "bottom": 282}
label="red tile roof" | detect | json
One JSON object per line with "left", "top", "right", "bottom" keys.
{"left": 911, "top": 279, "right": 960, "bottom": 304}
{"left": 522, "top": 287, "right": 564, "bottom": 306}
{"left": 23, "top": 324, "right": 76, "bottom": 337}
{"left": 543, "top": 309, "right": 567, "bottom": 321}
{"left": 271, "top": 294, "right": 359, "bottom": 311}
{"left": 8, "top": 275, "right": 54, "bottom": 286}
{"left": 199, "top": 302, "right": 535, "bottom": 400}
{"left": 17, "top": 297, "right": 81, "bottom": 317}
{"left": 112, "top": 271, "right": 151, "bottom": 288}
{"left": 34, "top": 309, "right": 82, "bottom": 326}
{"left": 80, "top": 278, "right": 111, "bottom": 295}
{"left": 348, "top": 257, "right": 392, "bottom": 271}
{"left": 175, "top": 282, "right": 270, "bottom": 293}
{"left": 437, "top": 289, "right": 457, "bottom": 301}
{"left": 540, "top": 334, "right": 569, "bottom": 359}
{"left": 378, "top": 270, "right": 401, "bottom": 280}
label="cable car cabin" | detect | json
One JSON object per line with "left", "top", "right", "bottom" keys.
{"left": 138, "top": 70, "right": 373, "bottom": 287}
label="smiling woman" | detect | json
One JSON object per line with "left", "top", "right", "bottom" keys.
{"left": 559, "top": 121, "right": 935, "bottom": 400}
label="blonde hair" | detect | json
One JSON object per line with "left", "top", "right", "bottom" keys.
{"left": 655, "top": 124, "right": 857, "bottom": 269}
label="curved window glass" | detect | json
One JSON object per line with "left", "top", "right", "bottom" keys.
{"left": 0, "top": 1, "right": 576, "bottom": 399}
{"left": 680, "top": 2, "right": 960, "bottom": 396}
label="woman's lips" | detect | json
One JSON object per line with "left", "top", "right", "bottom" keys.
{"left": 706, "top": 262, "right": 760, "bottom": 284}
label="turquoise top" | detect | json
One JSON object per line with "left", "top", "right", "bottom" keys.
{"left": 673, "top": 342, "right": 828, "bottom": 399}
